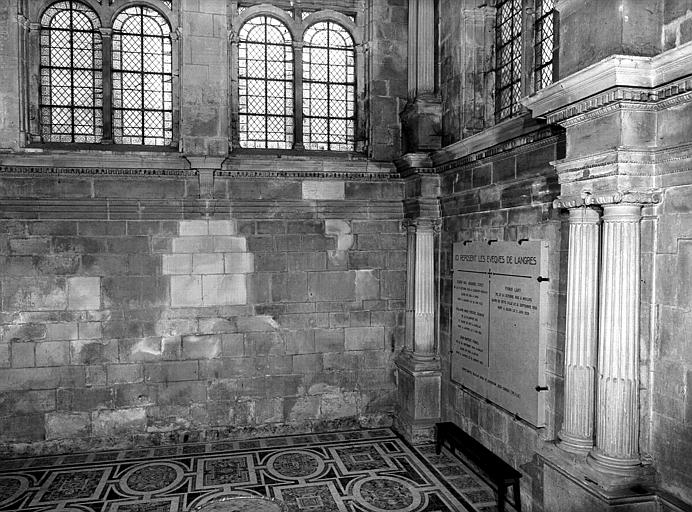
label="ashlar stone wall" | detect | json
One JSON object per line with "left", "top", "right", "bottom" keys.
{"left": 0, "top": 171, "right": 406, "bottom": 454}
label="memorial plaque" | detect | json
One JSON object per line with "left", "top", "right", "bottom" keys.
{"left": 451, "top": 240, "right": 549, "bottom": 427}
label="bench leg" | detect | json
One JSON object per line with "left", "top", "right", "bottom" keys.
{"left": 512, "top": 480, "right": 521, "bottom": 511}
{"left": 497, "top": 484, "right": 506, "bottom": 512}
{"left": 435, "top": 435, "right": 443, "bottom": 455}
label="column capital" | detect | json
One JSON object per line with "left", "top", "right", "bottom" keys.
{"left": 99, "top": 28, "right": 113, "bottom": 38}
{"left": 555, "top": 190, "right": 661, "bottom": 209}
{"left": 403, "top": 217, "right": 441, "bottom": 233}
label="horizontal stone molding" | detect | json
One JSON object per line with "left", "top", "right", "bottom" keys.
{"left": 217, "top": 169, "right": 398, "bottom": 181}
{"left": 0, "top": 166, "right": 197, "bottom": 177}
{"left": 0, "top": 198, "right": 405, "bottom": 220}
{"left": 524, "top": 40, "right": 692, "bottom": 124}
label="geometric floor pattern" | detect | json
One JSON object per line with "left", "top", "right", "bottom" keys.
{"left": 0, "top": 429, "right": 515, "bottom": 512}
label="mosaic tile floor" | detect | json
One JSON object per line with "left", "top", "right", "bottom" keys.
{"left": 0, "top": 429, "right": 516, "bottom": 512}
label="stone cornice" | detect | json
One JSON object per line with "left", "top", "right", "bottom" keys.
{"left": 0, "top": 150, "right": 190, "bottom": 171}
{"left": 0, "top": 166, "right": 197, "bottom": 177}
{"left": 222, "top": 155, "right": 397, "bottom": 180}
{"left": 523, "top": 41, "right": 692, "bottom": 123}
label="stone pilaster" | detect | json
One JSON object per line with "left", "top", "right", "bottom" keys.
{"left": 404, "top": 221, "right": 416, "bottom": 352}
{"left": 395, "top": 217, "right": 441, "bottom": 443}
{"left": 587, "top": 203, "right": 643, "bottom": 484}
{"left": 558, "top": 206, "right": 601, "bottom": 455}
{"left": 401, "top": 0, "right": 441, "bottom": 152}
{"left": 413, "top": 218, "right": 436, "bottom": 357}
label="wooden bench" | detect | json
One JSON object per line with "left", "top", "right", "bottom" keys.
{"left": 435, "top": 422, "right": 522, "bottom": 512}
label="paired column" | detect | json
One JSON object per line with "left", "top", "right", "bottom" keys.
{"left": 559, "top": 202, "right": 644, "bottom": 482}
{"left": 588, "top": 204, "right": 642, "bottom": 476}
{"left": 558, "top": 207, "right": 600, "bottom": 455}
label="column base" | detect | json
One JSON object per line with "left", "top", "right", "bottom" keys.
{"left": 557, "top": 430, "right": 593, "bottom": 456}
{"left": 394, "top": 350, "right": 441, "bottom": 444}
{"left": 586, "top": 449, "right": 655, "bottom": 491}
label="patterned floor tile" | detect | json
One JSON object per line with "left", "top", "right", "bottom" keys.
{"left": 0, "top": 429, "right": 513, "bottom": 512}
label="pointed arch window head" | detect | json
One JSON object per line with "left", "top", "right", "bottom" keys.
{"left": 238, "top": 16, "right": 294, "bottom": 149}
{"left": 303, "top": 21, "right": 355, "bottom": 152}
{"left": 112, "top": 6, "right": 173, "bottom": 146}
{"left": 40, "top": 0, "right": 103, "bottom": 143}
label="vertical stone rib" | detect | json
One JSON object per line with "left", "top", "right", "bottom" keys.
{"left": 407, "top": 0, "right": 418, "bottom": 97}
{"left": 559, "top": 207, "right": 600, "bottom": 454}
{"left": 589, "top": 204, "right": 641, "bottom": 476}
{"left": 414, "top": 220, "right": 435, "bottom": 356}
{"left": 417, "top": 0, "right": 435, "bottom": 94}
{"left": 405, "top": 223, "right": 416, "bottom": 352}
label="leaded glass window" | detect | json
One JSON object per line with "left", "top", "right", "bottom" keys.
{"left": 303, "top": 21, "right": 355, "bottom": 151}
{"left": 238, "top": 16, "right": 294, "bottom": 149}
{"left": 495, "top": 0, "right": 523, "bottom": 121}
{"left": 39, "top": 1, "right": 103, "bottom": 143}
{"left": 112, "top": 6, "right": 173, "bottom": 146}
{"left": 534, "top": 0, "right": 556, "bottom": 91}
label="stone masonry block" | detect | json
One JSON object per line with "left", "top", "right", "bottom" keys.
{"left": 182, "top": 334, "right": 222, "bottom": 359}
{"left": 36, "top": 341, "right": 70, "bottom": 366}
{"left": 222, "top": 333, "right": 245, "bottom": 357}
{"left": 271, "top": 272, "right": 308, "bottom": 302}
{"left": 0, "top": 345, "right": 9, "bottom": 368}
{"left": 170, "top": 275, "right": 203, "bottom": 307}
{"left": 0, "top": 389, "right": 55, "bottom": 415}
{"left": 45, "top": 412, "right": 90, "bottom": 440}
{"left": 145, "top": 361, "right": 199, "bottom": 382}
{"left": 308, "top": 271, "right": 356, "bottom": 301}
{"left": 302, "top": 181, "right": 345, "bottom": 200}
{"left": 71, "top": 339, "right": 119, "bottom": 365}
{"left": 162, "top": 254, "right": 192, "bottom": 275}
{"left": 78, "top": 322, "right": 102, "bottom": 339}
{"left": 355, "top": 270, "right": 380, "bottom": 300}
{"left": 11, "top": 342, "right": 35, "bottom": 367}
{"left": 214, "top": 236, "right": 247, "bottom": 252}
{"left": 172, "top": 236, "right": 214, "bottom": 253}
{"left": 0, "top": 415, "right": 45, "bottom": 442}
{"left": 91, "top": 407, "right": 147, "bottom": 437}
{"left": 107, "top": 363, "right": 143, "bottom": 385}
{"left": 56, "top": 387, "right": 113, "bottom": 411}
{"left": 180, "top": 220, "right": 209, "bottom": 237}
{"left": 345, "top": 326, "right": 385, "bottom": 350}
{"left": 209, "top": 220, "right": 237, "bottom": 236}
{"left": 3, "top": 277, "right": 67, "bottom": 311}
{"left": 45, "top": 322, "right": 78, "bottom": 341}
{"left": 381, "top": 270, "right": 406, "bottom": 299}
{"left": 193, "top": 253, "right": 224, "bottom": 274}
{"left": 67, "top": 277, "right": 101, "bottom": 310}
{"left": 202, "top": 274, "right": 247, "bottom": 305}
{"left": 2, "top": 323, "right": 47, "bottom": 344}
{"left": 224, "top": 253, "right": 254, "bottom": 273}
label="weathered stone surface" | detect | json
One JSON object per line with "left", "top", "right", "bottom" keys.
{"left": 91, "top": 408, "right": 147, "bottom": 437}
{"left": 45, "top": 412, "right": 91, "bottom": 439}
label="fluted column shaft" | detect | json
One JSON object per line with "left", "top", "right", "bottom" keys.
{"left": 404, "top": 222, "right": 416, "bottom": 352}
{"left": 407, "top": 0, "right": 418, "bottom": 98}
{"left": 559, "top": 207, "right": 601, "bottom": 454}
{"left": 416, "top": 0, "right": 435, "bottom": 95}
{"left": 413, "top": 219, "right": 436, "bottom": 357}
{"left": 588, "top": 204, "right": 642, "bottom": 475}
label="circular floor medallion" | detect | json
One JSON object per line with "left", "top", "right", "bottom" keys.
{"left": 352, "top": 476, "right": 422, "bottom": 512}
{"left": 265, "top": 450, "right": 325, "bottom": 480}
{"left": 120, "top": 462, "right": 184, "bottom": 495}
{"left": 0, "top": 475, "right": 29, "bottom": 508}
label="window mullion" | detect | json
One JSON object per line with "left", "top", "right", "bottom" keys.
{"left": 101, "top": 28, "right": 113, "bottom": 143}
{"left": 293, "top": 40, "right": 304, "bottom": 150}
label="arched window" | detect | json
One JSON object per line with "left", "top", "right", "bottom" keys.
{"left": 112, "top": 6, "right": 173, "bottom": 145}
{"left": 39, "top": 1, "right": 103, "bottom": 143}
{"left": 303, "top": 21, "right": 355, "bottom": 151}
{"left": 238, "top": 16, "right": 294, "bottom": 149}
